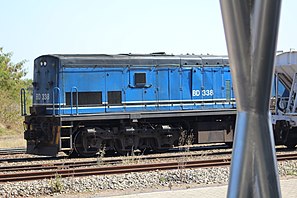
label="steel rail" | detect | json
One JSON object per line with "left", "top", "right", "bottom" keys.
{"left": 0, "top": 158, "right": 230, "bottom": 182}
{"left": 0, "top": 153, "right": 296, "bottom": 183}
{"left": 0, "top": 150, "right": 233, "bottom": 172}
{"left": 0, "top": 151, "right": 296, "bottom": 173}
{"left": 0, "top": 144, "right": 230, "bottom": 164}
{"left": 0, "top": 148, "right": 26, "bottom": 155}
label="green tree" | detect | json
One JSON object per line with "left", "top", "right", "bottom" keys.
{"left": 0, "top": 47, "right": 32, "bottom": 134}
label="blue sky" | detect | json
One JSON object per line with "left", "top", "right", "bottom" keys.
{"left": 1, "top": 0, "right": 296, "bottom": 79}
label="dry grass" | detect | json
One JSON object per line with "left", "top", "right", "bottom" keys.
{"left": 0, "top": 133, "right": 26, "bottom": 148}
{"left": 0, "top": 122, "right": 25, "bottom": 148}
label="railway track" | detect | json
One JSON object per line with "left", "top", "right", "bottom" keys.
{"left": 0, "top": 144, "right": 231, "bottom": 164}
{"left": 0, "top": 145, "right": 292, "bottom": 165}
{"left": 0, "top": 150, "right": 232, "bottom": 172}
{"left": 0, "top": 158, "right": 231, "bottom": 182}
{"left": 0, "top": 148, "right": 26, "bottom": 155}
{"left": 0, "top": 156, "right": 65, "bottom": 163}
{"left": 1, "top": 153, "right": 297, "bottom": 183}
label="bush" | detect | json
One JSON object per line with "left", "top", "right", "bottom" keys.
{"left": 0, "top": 47, "right": 32, "bottom": 135}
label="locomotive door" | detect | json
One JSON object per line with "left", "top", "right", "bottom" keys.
{"left": 105, "top": 67, "right": 125, "bottom": 112}
{"left": 181, "top": 67, "right": 193, "bottom": 110}
{"left": 200, "top": 67, "right": 215, "bottom": 109}
{"left": 169, "top": 67, "right": 182, "bottom": 110}
{"left": 212, "top": 67, "right": 224, "bottom": 108}
{"left": 191, "top": 67, "right": 203, "bottom": 109}
{"left": 142, "top": 67, "right": 157, "bottom": 111}
{"left": 127, "top": 67, "right": 157, "bottom": 111}
{"left": 156, "top": 67, "right": 170, "bottom": 111}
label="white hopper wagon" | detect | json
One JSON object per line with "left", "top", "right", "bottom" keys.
{"left": 272, "top": 50, "right": 297, "bottom": 148}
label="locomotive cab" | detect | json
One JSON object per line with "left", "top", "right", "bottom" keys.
{"left": 31, "top": 55, "right": 59, "bottom": 115}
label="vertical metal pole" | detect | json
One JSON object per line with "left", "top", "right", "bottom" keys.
{"left": 275, "top": 74, "right": 279, "bottom": 115}
{"left": 220, "top": 0, "right": 282, "bottom": 197}
{"left": 20, "top": 88, "right": 27, "bottom": 116}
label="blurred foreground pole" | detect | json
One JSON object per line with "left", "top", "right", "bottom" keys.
{"left": 220, "top": 0, "right": 282, "bottom": 197}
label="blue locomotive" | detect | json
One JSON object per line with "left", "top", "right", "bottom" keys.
{"left": 22, "top": 53, "right": 237, "bottom": 157}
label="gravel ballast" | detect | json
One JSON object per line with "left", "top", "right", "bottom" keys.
{"left": 0, "top": 160, "right": 297, "bottom": 197}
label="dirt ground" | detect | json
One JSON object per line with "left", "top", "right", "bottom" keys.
{"left": 0, "top": 133, "right": 26, "bottom": 148}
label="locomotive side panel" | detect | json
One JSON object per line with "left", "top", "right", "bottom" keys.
{"left": 62, "top": 66, "right": 106, "bottom": 114}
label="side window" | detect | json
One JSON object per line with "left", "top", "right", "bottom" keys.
{"left": 271, "top": 78, "right": 289, "bottom": 97}
{"left": 278, "top": 80, "right": 289, "bottom": 97}
{"left": 66, "top": 92, "right": 102, "bottom": 106}
{"left": 108, "top": 91, "right": 122, "bottom": 105}
{"left": 134, "top": 73, "right": 146, "bottom": 87}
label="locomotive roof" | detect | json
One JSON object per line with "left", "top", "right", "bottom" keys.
{"left": 36, "top": 53, "right": 229, "bottom": 66}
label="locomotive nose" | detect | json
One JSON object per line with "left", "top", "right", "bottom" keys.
{"left": 32, "top": 56, "right": 59, "bottom": 114}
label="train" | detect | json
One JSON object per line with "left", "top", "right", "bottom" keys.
{"left": 20, "top": 52, "right": 297, "bottom": 157}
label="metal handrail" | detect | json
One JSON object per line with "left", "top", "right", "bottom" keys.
{"left": 20, "top": 88, "right": 26, "bottom": 116}
{"left": 70, "top": 87, "right": 79, "bottom": 115}
{"left": 53, "top": 87, "right": 61, "bottom": 116}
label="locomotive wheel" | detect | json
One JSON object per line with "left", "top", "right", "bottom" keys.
{"left": 73, "top": 130, "right": 100, "bottom": 157}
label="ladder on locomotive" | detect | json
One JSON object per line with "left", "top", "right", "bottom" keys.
{"left": 287, "top": 73, "right": 297, "bottom": 113}
{"left": 59, "top": 121, "right": 74, "bottom": 152}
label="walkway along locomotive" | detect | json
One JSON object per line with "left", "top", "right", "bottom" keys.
{"left": 20, "top": 52, "right": 296, "bottom": 157}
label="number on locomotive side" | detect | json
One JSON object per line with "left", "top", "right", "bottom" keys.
{"left": 192, "top": 90, "right": 200, "bottom": 96}
{"left": 36, "top": 93, "right": 41, "bottom": 100}
{"left": 192, "top": 89, "right": 214, "bottom": 97}
{"left": 202, "top": 89, "right": 214, "bottom": 96}
{"left": 36, "top": 93, "right": 49, "bottom": 101}
{"left": 42, "top": 93, "right": 50, "bottom": 101}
